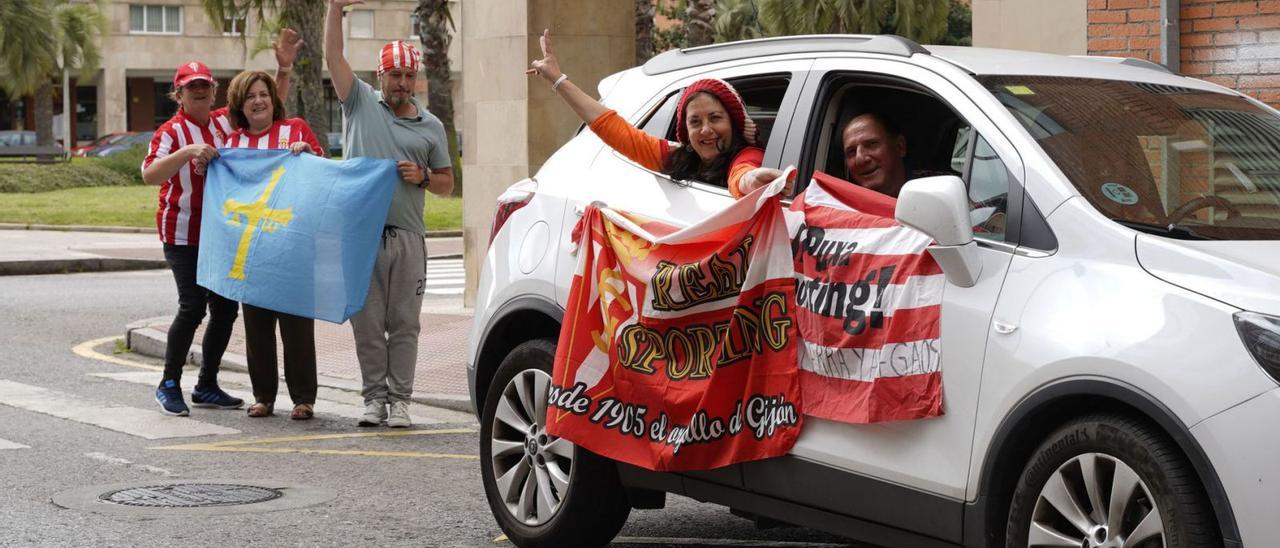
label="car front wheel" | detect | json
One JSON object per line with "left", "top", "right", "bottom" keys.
{"left": 1006, "top": 414, "right": 1220, "bottom": 548}
{"left": 479, "top": 338, "right": 630, "bottom": 548}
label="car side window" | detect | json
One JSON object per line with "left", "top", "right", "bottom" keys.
{"left": 964, "top": 133, "right": 1011, "bottom": 242}
{"left": 640, "top": 92, "right": 680, "bottom": 139}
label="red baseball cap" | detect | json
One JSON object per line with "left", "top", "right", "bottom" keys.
{"left": 173, "top": 61, "right": 214, "bottom": 88}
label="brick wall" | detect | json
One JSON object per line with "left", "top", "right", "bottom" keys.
{"left": 1088, "top": 0, "right": 1280, "bottom": 107}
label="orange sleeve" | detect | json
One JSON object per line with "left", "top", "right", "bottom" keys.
{"left": 727, "top": 147, "right": 765, "bottom": 199}
{"left": 588, "top": 110, "right": 669, "bottom": 172}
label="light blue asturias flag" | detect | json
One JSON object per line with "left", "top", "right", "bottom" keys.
{"left": 197, "top": 148, "right": 397, "bottom": 323}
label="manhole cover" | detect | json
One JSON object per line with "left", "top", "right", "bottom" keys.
{"left": 100, "top": 483, "right": 282, "bottom": 508}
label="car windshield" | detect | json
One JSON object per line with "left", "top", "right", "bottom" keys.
{"left": 983, "top": 75, "right": 1280, "bottom": 240}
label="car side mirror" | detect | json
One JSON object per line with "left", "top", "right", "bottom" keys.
{"left": 895, "top": 175, "right": 983, "bottom": 288}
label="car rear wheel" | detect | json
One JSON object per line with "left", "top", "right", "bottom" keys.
{"left": 479, "top": 338, "right": 630, "bottom": 548}
{"left": 1006, "top": 414, "right": 1219, "bottom": 548}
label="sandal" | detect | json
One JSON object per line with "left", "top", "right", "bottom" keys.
{"left": 290, "top": 403, "right": 314, "bottom": 421}
{"left": 247, "top": 401, "right": 274, "bottom": 417}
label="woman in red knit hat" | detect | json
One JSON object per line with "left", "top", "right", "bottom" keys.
{"left": 527, "top": 30, "right": 788, "bottom": 197}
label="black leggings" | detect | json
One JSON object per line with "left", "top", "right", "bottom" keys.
{"left": 162, "top": 244, "right": 238, "bottom": 387}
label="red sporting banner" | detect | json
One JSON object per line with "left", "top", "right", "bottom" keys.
{"left": 786, "top": 172, "right": 945, "bottom": 423}
{"left": 547, "top": 181, "right": 803, "bottom": 471}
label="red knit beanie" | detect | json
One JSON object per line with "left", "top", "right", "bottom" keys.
{"left": 675, "top": 78, "right": 747, "bottom": 145}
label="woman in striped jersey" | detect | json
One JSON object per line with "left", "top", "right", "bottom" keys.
{"left": 224, "top": 70, "right": 325, "bottom": 421}
{"left": 141, "top": 30, "right": 301, "bottom": 417}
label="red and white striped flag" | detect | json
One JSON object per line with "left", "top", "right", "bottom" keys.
{"left": 547, "top": 177, "right": 803, "bottom": 471}
{"left": 786, "top": 171, "right": 945, "bottom": 423}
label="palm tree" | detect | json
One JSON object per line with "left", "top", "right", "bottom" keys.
{"left": 713, "top": 0, "right": 764, "bottom": 44}
{"left": 0, "top": 0, "right": 103, "bottom": 148}
{"left": 636, "top": 0, "right": 656, "bottom": 64}
{"left": 414, "top": 0, "right": 461, "bottom": 195}
{"left": 754, "top": 0, "right": 948, "bottom": 43}
{"left": 685, "top": 0, "right": 715, "bottom": 47}
{"left": 201, "top": 0, "right": 328, "bottom": 153}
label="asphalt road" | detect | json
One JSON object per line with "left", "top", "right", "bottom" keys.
{"left": 0, "top": 270, "right": 862, "bottom": 547}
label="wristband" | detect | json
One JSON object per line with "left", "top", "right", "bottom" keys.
{"left": 278, "top": 65, "right": 293, "bottom": 73}
{"left": 552, "top": 74, "right": 568, "bottom": 92}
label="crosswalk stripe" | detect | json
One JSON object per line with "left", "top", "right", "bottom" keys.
{"left": 426, "top": 288, "right": 464, "bottom": 295}
{"left": 90, "top": 371, "right": 447, "bottom": 424}
{"left": 0, "top": 438, "right": 29, "bottom": 450}
{"left": 0, "top": 379, "right": 239, "bottom": 440}
{"left": 425, "top": 278, "right": 463, "bottom": 287}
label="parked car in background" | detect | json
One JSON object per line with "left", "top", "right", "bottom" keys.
{"left": 71, "top": 132, "right": 132, "bottom": 157}
{"left": 470, "top": 34, "right": 1280, "bottom": 547}
{"left": 0, "top": 130, "right": 37, "bottom": 147}
{"left": 88, "top": 132, "right": 151, "bottom": 157}
{"left": 326, "top": 132, "right": 343, "bottom": 157}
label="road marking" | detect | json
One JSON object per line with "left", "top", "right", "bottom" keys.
{"left": 492, "top": 534, "right": 851, "bottom": 547}
{"left": 154, "top": 428, "right": 478, "bottom": 459}
{"left": 72, "top": 336, "right": 162, "bottom": 372}
{"left": 0, "top": 380, "right": 239, "bottom": 440}
{"left": 84, "top": 451, "right": 176, "bottom": 476}
{"left": 90, "top": 371, "right": 453, "bottom": 425}
{"left": 0, "top": 438, "right": 29, "bottom": 450}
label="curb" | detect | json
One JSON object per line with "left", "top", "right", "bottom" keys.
{"left": 0, "top": 258, "right": 169, "bottom": 277}
{"left": 0, "top": 223, "right": 463, "bottom": 238}
{"left": 125, "top": 323, "right": 474, "bottom": 415}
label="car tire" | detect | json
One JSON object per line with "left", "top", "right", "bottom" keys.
{"left": 1005, "top": 414, "right": 1219, "bottom": 548}
{"left": 479, "top": 338, "right": 630, "bottom": 548}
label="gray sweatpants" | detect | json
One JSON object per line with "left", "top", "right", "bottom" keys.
{"left": 351, "top": 227, "right": 426, "bottom": 405}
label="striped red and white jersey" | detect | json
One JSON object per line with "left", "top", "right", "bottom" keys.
{"left": 143, "top": 107, "right": 234, "bottom": 246}
{"left": 225, "top": 118, "right": 324, "bottom": 156}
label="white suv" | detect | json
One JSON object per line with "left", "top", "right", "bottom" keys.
{"left": 467, "top": 35, "right": 1280, "bottom": 548}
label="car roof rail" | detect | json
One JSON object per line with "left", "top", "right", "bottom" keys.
{"left": 642, "top": 34, "right": 929, "bottom": 75}
{"left": 1072, "top": 55, "right": 1176, "bottom": 75}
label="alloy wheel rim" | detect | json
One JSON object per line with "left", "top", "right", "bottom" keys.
{"left": 488, "top": 368, "right": 574, "bottom": 526}
{"left": 1029, "top": 452, "right": 1165, "bottom": 548}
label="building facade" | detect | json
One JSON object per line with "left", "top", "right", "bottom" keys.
{"left": 972, "top": 0, "right": 1280, "bottom": 108}
{"left": 0, "top": 0, "right": 461, "bottom": 145}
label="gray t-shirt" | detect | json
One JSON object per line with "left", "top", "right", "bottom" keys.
{"left": 342, "top": 78, "right": 451, "bottom": 235}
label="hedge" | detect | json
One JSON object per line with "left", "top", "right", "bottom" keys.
{"left": 0, "top": 146, "right": 145, "bottom": 193}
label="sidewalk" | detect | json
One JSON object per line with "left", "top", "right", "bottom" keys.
{"left": 1, "top": 225, "right": 474, "bottom": 413}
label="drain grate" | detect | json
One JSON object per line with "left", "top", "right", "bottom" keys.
{"left": 100, "top": 483, "right": 283, "bottom": 508}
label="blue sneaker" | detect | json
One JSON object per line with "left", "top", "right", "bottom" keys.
{"left": 155, "top": 379, "right": 189, "bottom": 416}
{"left": 190, "top": 384, "right": 244, "bottom": 409}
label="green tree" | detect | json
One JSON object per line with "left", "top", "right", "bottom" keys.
{"left": 713, "top": 0, "right": 764, "bottom": 44}
{"left": 0, "top": 0, "right": 104, "bottom": 148}
{"left": 941, "top": 0, "right": 972, "bottom": 46}
{"left": 748, "top": 0, "right": 949, "bottom": 43}
{"left": 202, "top": 0, "right": 328, "bottom": 152}
{"left": 414, "top": 0, "right": 462, "bottom": 195}
{"left": 654, "top": 0, "right": 687, "bottom": 52}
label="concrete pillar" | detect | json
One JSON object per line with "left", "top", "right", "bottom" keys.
{"left": 972, "top": 0, "right": 1087, "bottom": 55}
{"left": 98, "top": 67, "right": 127, "bottom": 135}
{"left": 460, "top": 0, "right": 633, "bottom": 305}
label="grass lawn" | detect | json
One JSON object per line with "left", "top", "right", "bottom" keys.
{"left": 0, "top": 186, "right": 464, "bottom": 231}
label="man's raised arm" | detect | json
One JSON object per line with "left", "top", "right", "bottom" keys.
{"left": 325, "top": 0, "right": 360, "bottom": 103}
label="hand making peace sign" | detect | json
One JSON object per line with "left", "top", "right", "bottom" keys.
{"left": 526, "top": 29, "right": 563, "bottom": 85}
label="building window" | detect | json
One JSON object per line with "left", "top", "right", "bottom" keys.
{"left": 410, "top": 14, "right": 419, "bottom": 39}
{"left": 222, "top": 16, "right": 247, "bottom": 36}
{"left": 349, "top": 10, "right": 373, "bottom": 39}
{"left": 129, "top": 5, "right": 182, "bottom": 34}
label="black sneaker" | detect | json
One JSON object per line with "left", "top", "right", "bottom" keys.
{"left": 190, "top": 384, "right": 245, "bottom": 409}
{"left": 155, "top": 379, "right": 190, "bottom": 416}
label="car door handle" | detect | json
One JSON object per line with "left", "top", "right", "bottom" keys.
{"left": 993, "top": 321, "right": 1017, "bottom": 335}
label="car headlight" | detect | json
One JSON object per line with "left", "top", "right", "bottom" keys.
{"left": 1234, "top": 311, "right": 1280, "bottom": 384}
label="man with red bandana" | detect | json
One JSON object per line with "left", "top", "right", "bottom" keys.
{"left": 326, "top": 0, "right": 454, "bottom": 429}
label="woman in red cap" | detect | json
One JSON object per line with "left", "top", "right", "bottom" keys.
{"left": 528, "top": 30, "right": 788, "bottom": 197}
{"left": 223, "top": 69, "right": 325, "bottom": 421}
{"left": 140, "top": 30, "right": 302, "bottom": 417}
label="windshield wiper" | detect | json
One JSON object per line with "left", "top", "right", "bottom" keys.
{"left": 1112, "top": 219, "right": 1216, "bottom": 240}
